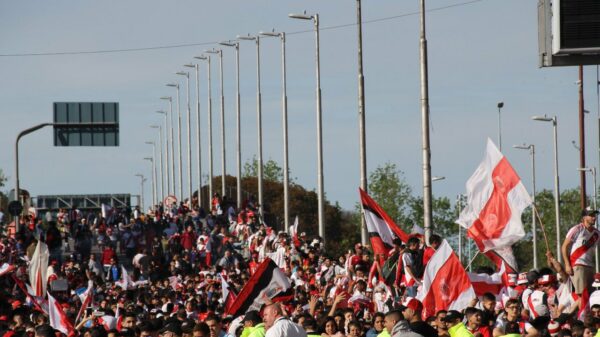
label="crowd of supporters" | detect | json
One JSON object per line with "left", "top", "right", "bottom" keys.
{"left": 0, "top": 195, "right": 599, "bottom": 337}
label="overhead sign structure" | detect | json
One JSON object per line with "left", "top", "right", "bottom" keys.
{"left": 53, "top": 102, "right": 119, "bottom": 146}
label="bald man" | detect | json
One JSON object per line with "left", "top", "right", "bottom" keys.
{"left": 263, "top": 303, "right": 306, "bottom": 337}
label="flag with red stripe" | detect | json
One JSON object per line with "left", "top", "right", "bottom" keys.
{"left": 29, "top": 241, "right": 49, "bottom": 297}
{"left": 457, "top": 139, "right": 531, "bottom": 255}
{"left": 468, "top": 262, "right": 505, "bottom": 297}
{"left": 360, "top": 188, "right": 410, "bottom": 256}
{"left": 225, "top": 258, "right": 291, "bottom": 317}
{"left": 48, "top": 292, "right": 75, "bottom": 336}
{"left": 75, "top": 281, "right": 94, "bottom": 324}
{"left": 417, "top": 240, "right": 476, "bottom": 319}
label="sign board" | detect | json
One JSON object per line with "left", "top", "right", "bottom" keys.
{"left": 53, "top": 102, "right": 119, "bottom": 146}
{"left": 8, "top": 201, "right": 23, "bottom": 216}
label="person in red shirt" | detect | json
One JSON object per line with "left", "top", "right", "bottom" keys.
{"left": 423, "top": 234, "right": 442, "bottom": 266}
{"left": 101, "top": 245, "right": 116, "bottom": 271}
{"left": 180, "top": 225, "right": 197, "bottom": 252}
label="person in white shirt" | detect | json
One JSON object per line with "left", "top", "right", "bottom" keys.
{"left": 562, "top": 207, "right": 600, "bottom": 294}
{"left": 263, "top": 303, "right": 306, "bottom": 337}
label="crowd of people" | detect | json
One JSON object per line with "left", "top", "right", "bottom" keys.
{"left": 0, "top": 194, "right": 600, "bottom": 337}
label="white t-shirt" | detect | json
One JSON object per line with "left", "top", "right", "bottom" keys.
{"left": 566, "top": 223, "right": 600, "bottom": 267}
{"left": 265, "top": 317, "right": 306, "bottom": 337}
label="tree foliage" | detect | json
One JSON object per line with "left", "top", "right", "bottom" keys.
{"left": 243, "top": 156, "right": 284, "bottom": 183}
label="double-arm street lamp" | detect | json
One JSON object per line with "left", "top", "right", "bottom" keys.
{"left": 149, "top": 125, "right": 164, "bottom": 201}
{"left": 176, "top": 70, "right": 192, "bottom": 203}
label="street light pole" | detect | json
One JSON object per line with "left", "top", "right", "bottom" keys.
{"left": 186, "top": 59, "right": 205, "bottom": 208}
{"left": 150, "top": 126, "right": 164, "bottom": 201}
{"left": 219, "top": 41, "right": 243, "bottom": 209}
{"left": 165, "top": 86, "right": 182, "bottom": 203}
{"left": 196, "top": 56, "right": 213, "bottom": 203}
{"left": 289, "top": 12, "right": 325, "bottom": 241}
{"left": 532, "top": 115, "right": 561, "bottom": 262}
{"left": 497, "top": 102, "right": 504, "bottom": 151}
{"left": 260, "top": 30, "right": 290, "bottom": 231}
{"left": 417, "top": 0, "right": 433, "bottom": 245}
{"left": 159, "top": 97, "right": 175, "bottom": 197}
{"left": 135, "top": 174, "right": 146, "bottom": 211}
{"left": 144, "top": 156, "right": 156, "bottom": 208}
{"left": 356, "top": 0, "right": 368, "bottom": 245}
{"left": 238, "top": 35, "right": 264, "bottom": 217}
{"left": 206, "top": 49, "right": 226, "bottom": 198}
{"left": 177, "top": 71, "right": 192, "bottom": 204}
{"left": 578, "top": 166, "right": 598, "bottom": 272}
{"left": 514, "top": 144, "right": 537, "bottom": 268}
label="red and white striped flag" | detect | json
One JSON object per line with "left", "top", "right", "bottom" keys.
{"left": 468, "top": 262, "right": 505, "bottom": 297}
{"left": 48, "top": 292, "right": 74, "bottom": 336}
{"left": 417, "top": 240, "right": 476, "bottom": 318}
{"left": 289, "top": 216, "right": 300, "bottom": 248}
{"left": 75, "top": 280, "right": 94, "bottom": 324}
{"left": 359, "top": 188, "right": 410, "bottom": 256}
{"left": 29, "top": 241, "right": 49, "bottom": 297}
{"left": 457, "top": 139, "right": 531, "bottom": 252}
{"left": 0, "top": 263, "right": 15, "bottom": 277}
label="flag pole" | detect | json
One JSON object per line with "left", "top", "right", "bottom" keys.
{"left": 465, "top": 251, "right": 480, "bottom": 271}
{"left": 532, "top": 204, "right": 551, "bottom": 253}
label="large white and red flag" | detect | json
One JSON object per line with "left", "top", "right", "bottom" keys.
{"left": 468, "top": 262, "right": 505, "bottom": 297}
{"left": 48, "top": 292, "right": 75, "bottom": 336}
{"left": 360, "top": 188, "right": 410, "bottom": 256}
{"left": 29, "top": 241, "right": 49, "bottom": 297}
{"left": 417, "top": 240, "right": 476, "bottom": 318}
{"left": 289, "top": 216, "right": 300, "bottom": 248}
{"left": 457, "top": 139, "right": 531, "bottom": 252}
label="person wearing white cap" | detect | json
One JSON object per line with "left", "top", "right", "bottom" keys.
{"left": 589, "top": 273, "right": 600, "bottom": 308}
{"left": 562, "top": 207, "right": 600, "bottom": 295}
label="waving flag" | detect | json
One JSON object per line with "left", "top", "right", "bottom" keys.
{"left": 48, "top": 292, "right": 75, "bottom": 336}
{"left": 225, "top": 258, "right": 292, "bottom": 317}
{"left": 360, "top": 188, "right": 409, "bottom": 256}
{"left": 29, "top": 241, "right": 49, "bottom": 297}
{"left": 417, "top": 240, "right": 476, "bottom": 318}
{"left": 289, "top": 216, "right": 300, "bottom": 247}
{"left": 468, "top": 262, "right": 505, "bottom": 297}
{"left": 457, "top": 139, "right": 531, "bottom": 252}
{"left": 75, "top": 281, "right": 94, "bottom": 323}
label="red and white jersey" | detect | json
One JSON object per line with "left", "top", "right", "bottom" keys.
{"left": 566, "top": 223, "right": 600, "bottom": 267}
{"left": 525, "top": 289, "right": 546, "bottom": 319}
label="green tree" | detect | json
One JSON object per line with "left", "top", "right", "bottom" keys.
{"left": 365, "top": 162, "right": 413, "bottom": 231}
{"left": 0, "top": 169, "right": 6, "bottom": 188}
{"left": 406, "top": 195, "right": 457, "bottom": 239}
{"left": 243, "top": 156, "right": 284, "bottom": 183}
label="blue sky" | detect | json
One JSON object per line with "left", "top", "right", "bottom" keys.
{"left": 0, "top": 0, "right": 596, "bottom": 215}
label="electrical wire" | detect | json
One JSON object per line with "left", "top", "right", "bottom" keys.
{"left": 0, "top": 0, "right": 483, "bottom": 57}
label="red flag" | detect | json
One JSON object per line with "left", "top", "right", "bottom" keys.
{"left": 468, "top": 262, "right": 505, "bottom": 297}
{"left": 360, "top": 188, "right": 409, "bottom": 256}
{"left": 457, "top": 139, "right": 531, "bottom": 253}
{"left": 417, "top": 240, "right": 476, "bottom": 318}
{"left": 29, "top": 241, "right": 49, "bottom": 297}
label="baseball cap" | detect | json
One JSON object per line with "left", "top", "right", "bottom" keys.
{"left": 399, "top": 298, "right": 423, "bottom": 312}
{"left": 582, "top": 207, "right": 599, "bottom": 217}
{"left": 443, "top": 310, "right": 463, "bottom": 323}
{"left": 593, "top": 273, "right": 600, "bottom": 287}
{"left": 517, "top": 272, "right": 528, "bottom": 285}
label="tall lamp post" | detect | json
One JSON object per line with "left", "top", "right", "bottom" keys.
{"left": 150, "top": 126, "right": 164, "bottom": 201}
{"left": 166, "top": 83, "right": 183, "bottom": 203}
{"left": 184, "top": 60, "right": 204, "bottom": 208}
{"left": 578, "top": 166, "right": 598, "bottom": 272}
{"left": 238, "top": 34, "right": 264, "bottom": 217}
{"left": 532, "top": 115, "right": 561, "bottom": 262}
{"left": 356, "top": 0, "right": 368, "bottom": 245}
{"left": 497, "top": 102, "right": 504, "bottom": 151}
{"left": 159, "top": 97, "right": 175, "bottom": 197}
{"left": 195, "top": 55, "right": 213, "bottom": 203}
{"left": 205, "top": 49, "right": 226, "bottom": 198}
{"left": 289, "top": 11, "right": 325, "bottom": 241}
{"left": 176, "top": 70, "right": 192, "bottom": 204}
{"left": 260, "top": 30, "right": 290, "bottom": 231}
{"left": 144, "top": 157, "right": 156, "bottom": 208}
{"left": 219, "top": 40, "right": 243, "bottom": 209}
{"left": 135, "top": 174, "right": 146, "bottom": 211}
{"left": 514, "top": 143, "right": 538, "bottom": 268}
